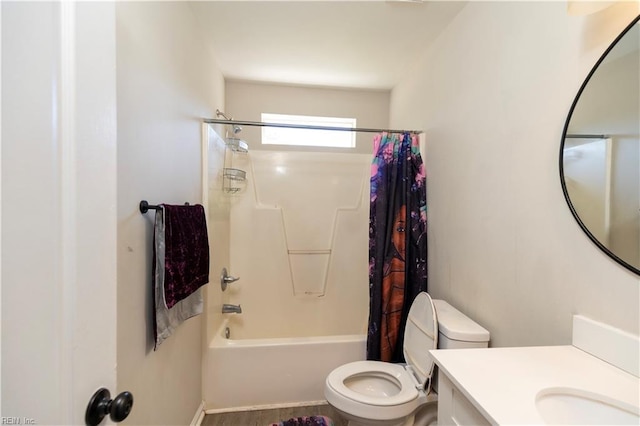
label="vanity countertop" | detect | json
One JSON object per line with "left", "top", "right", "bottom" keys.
{"left": 429, "top": 345, "right": 640, "bottom": 425}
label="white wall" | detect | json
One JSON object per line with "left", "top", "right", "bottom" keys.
{"left": 115, "top": 3, "right": 224, "bottom": 424}
{"left": 225, "top": 81, "right": 390, "bottom": 154}
{"left": 390, "top": 2, "right": 640, "bottom": 347}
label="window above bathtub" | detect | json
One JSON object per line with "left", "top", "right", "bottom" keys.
{"left": 261, "top": 113, "right": 356, "bottom": 149}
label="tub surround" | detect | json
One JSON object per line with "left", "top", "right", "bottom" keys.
{"left": 430, "top": 316, "right": 640, "bottom": 424}
{"left": 226, "top": 150, "right": 369, "bottom": 339}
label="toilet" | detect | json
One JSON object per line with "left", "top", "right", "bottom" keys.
{"left": 324, "top": 293, "right": 490, "bottom": 426}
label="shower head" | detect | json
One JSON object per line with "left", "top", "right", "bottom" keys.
{"left": 216, "top": 110, "right": 242, "bottom": 135}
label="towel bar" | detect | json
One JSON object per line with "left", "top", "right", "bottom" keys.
{"left": 139, "top": 200, "right": 190, "bottom": 214}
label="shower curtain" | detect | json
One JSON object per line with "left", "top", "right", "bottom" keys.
{"left": 367, "top": 132, "right": 427, "bottom": 363}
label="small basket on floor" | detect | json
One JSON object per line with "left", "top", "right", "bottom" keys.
{"left": 270, "top": 415, "right": 334, "bottom": 426}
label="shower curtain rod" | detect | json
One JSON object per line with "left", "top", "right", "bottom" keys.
{"left": 204, "top": 118, "right": 423, "bottom": 134}
{"left": 565, "top": 133, "right": 609, "bottom": 139}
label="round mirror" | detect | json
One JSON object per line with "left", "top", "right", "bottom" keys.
{"left": 560, "top": 16, "right": 640, "bottom": 274}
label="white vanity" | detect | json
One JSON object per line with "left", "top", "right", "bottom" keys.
{"left": 430, "top": 315, "right": 640, "bottom": 425}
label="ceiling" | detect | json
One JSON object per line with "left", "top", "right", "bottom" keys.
{"left": 190, "top": 1, "right": 467, "bottom": 90}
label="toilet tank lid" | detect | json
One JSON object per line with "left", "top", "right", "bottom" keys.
{"left": 432, "top": 299, "right": 490, "bottom": 342}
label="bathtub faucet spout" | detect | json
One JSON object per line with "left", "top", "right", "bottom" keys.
{"left": 222, "top": 304, "right": 242, "bottom": 314}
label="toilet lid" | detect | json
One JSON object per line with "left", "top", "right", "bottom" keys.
{"left": 326, "top": 361, "right": 420, "bottom": 406}
{"left": 403, "top": 292, "right": 438, "bottom": 390}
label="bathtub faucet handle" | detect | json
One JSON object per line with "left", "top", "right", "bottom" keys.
{"left": 220, "top": 267, "right": 240, "bottom": 291}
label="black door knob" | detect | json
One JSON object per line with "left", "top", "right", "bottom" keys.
{"left": 85, "top": 388, "right": 134, "bottom": 425}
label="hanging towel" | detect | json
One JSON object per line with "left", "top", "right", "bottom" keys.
{"left": 161, "top": 204, "right": 210, "bottom": 308}
{"left": 153, "top": 204, "right": 210, "bottom": 349}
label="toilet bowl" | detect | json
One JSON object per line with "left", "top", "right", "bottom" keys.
{"left": 325, "top": 360, "right": 437, "bottom": 426}
{"left": 324, "top": 293, "right": 490, "bottom": 426}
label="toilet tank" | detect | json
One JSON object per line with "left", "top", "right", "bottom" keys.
{"left": 432, "top": 300, "right": 490, "bottom": 349}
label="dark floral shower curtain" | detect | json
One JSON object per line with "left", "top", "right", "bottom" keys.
{"left": 367, "top": 132, "right": 427, "bottom": 363}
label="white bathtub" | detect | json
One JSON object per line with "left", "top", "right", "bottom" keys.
{"left": 205, "top": 318, "right": 366, "bottom": 411}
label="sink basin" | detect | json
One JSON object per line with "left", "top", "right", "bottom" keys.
{"left": 536, "top": 387, "right": 640, "bottom": 425}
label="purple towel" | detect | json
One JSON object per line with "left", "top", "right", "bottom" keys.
{"left": 271, "top": 416, "right": 333, "bottom": 426}
{"left": 161, "top": 204, "right": 209, "bottom": 308}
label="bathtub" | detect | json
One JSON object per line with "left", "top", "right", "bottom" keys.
{"left": 204, "top": 318, "right": 366, "bottom": 411}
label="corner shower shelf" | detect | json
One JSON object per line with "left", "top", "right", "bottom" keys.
{"left": 223, "top": 168, "right": 246, "bottom": 181}
{"left": 225, "top": 137, "right": 249, "bottom": 153}
{"left": 223, "top": 168, "right": 246, "bottom": 193}
{"left": 221, "top": 125, "right": 248, "bottom": 194}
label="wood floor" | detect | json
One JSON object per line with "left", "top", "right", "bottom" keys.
{"left": 202, "top": 403, "right": 347, "bottom": 426}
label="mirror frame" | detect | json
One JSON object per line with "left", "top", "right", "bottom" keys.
{"left": 559, "top": 15, "right": 640, "bottom": 275}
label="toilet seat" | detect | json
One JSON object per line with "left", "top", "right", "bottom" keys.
{"left": 324, "top": 293, "right": 439, "bottom": 424}
{"left": 326, "top": 361, "right": 420, "bottom": 406}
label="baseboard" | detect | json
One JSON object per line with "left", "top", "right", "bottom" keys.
{"left": 205, "top": 400, "right": 328, "bottom": 415}
{"left": 191, "top": 400, "right": 206, "bottom": 426}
